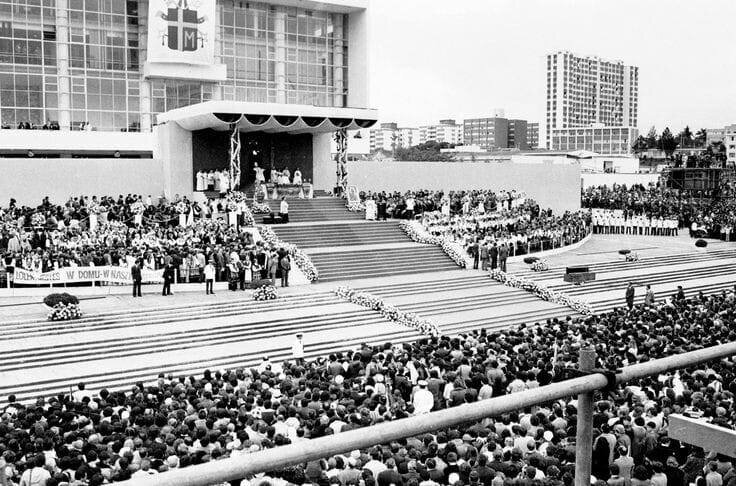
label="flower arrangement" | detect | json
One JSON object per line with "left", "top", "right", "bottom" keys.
{"left": 346, "top": 201, "right": 366, "bottom": 212}
{"left": 489, "top": 269, "right": 593, "bottom": 315}
{"left": 30, "top": 213, "right": 46, "bottom": 227}
{"left": 131, "top": 201, "right": 146, "bottom": 215}
{"left": 399, "top": 221, "right": 466, "bottom": 268}
{"left": 252, "top": 202, "right": 271, "bottom": 214}
{"left": 399, "top": 221, "right": 441, "bottom": 245}
{"left": 43, "top": 293, "right": 79, "bottom": 308}
{"left": 226, "top": 200, "right": 238, "bottom": 212}
{"left": 47, "top": 303, "right": 82, "bottom": 321}
{"left": 531, "top": 260, "right": 549, "bottom": 272}
{"left": 625, "top": 252, "right": 639, "bottom": 262}
{"left": 253, "top": 285, "right": 278, "bottom": 301}
{"left": 523, "top": 256, "right": 539, "bottom": 265}
{"left": 333, "top": 286, "right": 441, "bottom": 336}
{"left": 618, "top": 249, "right": 631, "bottom": 255}
{"left": 175, "top": 201, "right": 189, "bottom": 214}
{"left": 440, "top": 240, "right": 467, "bottom": 268}
{"left": 87, "top": 201, "right": 101, "bottom": 214}
{"left": 240, "top": 205, "right": 255, "bottom": 227}
{"left": 260, "top": 226, "right": 319, "bottom": 282}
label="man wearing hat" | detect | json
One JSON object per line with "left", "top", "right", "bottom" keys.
{"left": 412, "top": 380, "right": 434, "bottom": 415}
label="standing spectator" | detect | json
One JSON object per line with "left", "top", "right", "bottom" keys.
{"left": 626, "top": 283, "right": 635, "bottom": 310}
{"left": 644, "top": 285, "right": 656, "bottom": 306}
{"left": 162, "top": 262, "right": 174, "bottom": 296}
{"left": 204, "top": 260, "right": 215, "bottom": 295}
{"left": 280, "top": 253, "right": 291, "bottom": 287}
{"left": 490, "top": 243, "right": 498, "bottom": 270}
{"left": 279, "top": 197, "right": 289, "bottom": 224}
{"left": 131, "top": 259, "right": 142, "bottom": 298}
{"left": 291, "top": 332, "right": 305, "bottom": 365}
{"left": 480, "top": 241, "right": 490, "bottom": 271}
{"left": 498, "top": 243, "right": 509, "bottom": 272}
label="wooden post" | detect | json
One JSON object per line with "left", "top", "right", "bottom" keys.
{"left": 575, "top": 347, "right": 596, "bottom": 486}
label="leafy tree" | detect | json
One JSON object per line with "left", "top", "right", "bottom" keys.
{"left": 632, "top": 135, "right": 648, "bottom": 153}
{"left": 645, "top": 126, "right": 658, "bottom": 149}
{"left": 694, "top": 128, "right": 707, "bottom": 147}
{"left": 676, "top": 126, "right": 694, "bottom": 148}
{"left": 394, "top": 141, "right": 453, "bottom": 162}
{"left": 658, "top": 127, "right": 677, "bottom": 156}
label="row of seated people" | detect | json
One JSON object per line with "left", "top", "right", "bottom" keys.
{"left": 1, "top": 287, "right": 734, "bottom": 485}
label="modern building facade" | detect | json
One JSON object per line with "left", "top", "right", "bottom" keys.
{"left": 528, "top": 122, "right": 539, "bottom": 149}
{"left": 418, "top": 119, "right": 463, "bottom": 146}
{"left": 725, "top": 125, "right": 736, "bottom": 165}
{"left": 545, "top": 51, "right": 638, "bottom": 152}
{"left": 0, "top": 0, "right": 377, "bottom": 200}
{"left": 550, "top": 125, "right": 638, "bottom": 156}
{"left": 706, "top": 127, "right": 728, "bottom": 146}
{"left": 463, "top": 116, "right": 537, "bottom": 150}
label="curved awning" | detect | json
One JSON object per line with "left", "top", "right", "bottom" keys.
{"left": 156, "top": 100, "right": 378, "bottom": 133}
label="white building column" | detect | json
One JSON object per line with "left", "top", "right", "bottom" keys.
{"left": 55, "top": 0, "right": 71, "bottom": 130}
{"left": 332, "top": 14, "right": 344, "bottom": 107}
{"left": 274, "top": 8, "right": 286, "bottom": 104}
{"left": 138, "top": 0, "right": 152, "bottom": 132}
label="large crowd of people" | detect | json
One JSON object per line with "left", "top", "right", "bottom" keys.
{"left": 0, "top": 194, "right": 289, "bottom": 289}
{"left": 1, "top": 287, "right": 735, "bottom": 485}
{"left": 582, "top": 184, "right": 736, "bottom": 240}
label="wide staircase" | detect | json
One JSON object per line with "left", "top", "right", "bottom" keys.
{"left": 271, "top": 221, "right": 411, "bottom": 248}
{"left": 2, "top": 248, "right": 735, "bottom": 404}
{"left": 309, "top": 245, "right": 460, "bottom": 282}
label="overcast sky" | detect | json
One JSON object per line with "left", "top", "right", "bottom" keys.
{"left": 367, "top": 0, "right": 736, "bottom": 137}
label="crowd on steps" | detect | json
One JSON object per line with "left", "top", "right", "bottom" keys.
{"left": 0, "top": 195, "right": 296, "bottom": 288}
{"left": 581, "top": 184, "right": 736, "bottom": 240}
{"left": 2, "top": 288, "right": 736, "bottom": 486}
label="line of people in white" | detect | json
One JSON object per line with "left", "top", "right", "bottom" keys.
{"left": 591, "top": 209, "right": 679, "bottom": 236}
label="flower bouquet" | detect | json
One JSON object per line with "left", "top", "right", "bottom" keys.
{"left": 47, "top": 303, "right": 82, "bottom": 321}
{"left": 30, "top": 213, "right": 46, "bottom": 227}
{"left": 346, "top": 201, "right": 366, "bottom": 212}
{"left": 131, "top": 201, "right": 146, "bottom": 215}
{"left": 175, "top": 201, "right": 189, "bottom": 214}
{"left": 253, "top": 285, "right": 278, "bottom": 301}
{"left": 252, "top": 202, "right": 271, "bottom": 214}
{"left": 625, "top": 252, "right": 639, "bottom": 262}
{"left": 240, "top": 205, "right": 256, "bottom": 227}
{"left": 531, "top": 260, "right": 549, "bottom": 272}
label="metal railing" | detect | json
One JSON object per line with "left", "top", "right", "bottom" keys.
{"left": 117, "top": 340, "right": 736, "bottom": 486}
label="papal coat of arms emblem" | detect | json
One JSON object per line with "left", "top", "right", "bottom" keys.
{"left": 156, "top": 0, "right": 208, "bottom": 52}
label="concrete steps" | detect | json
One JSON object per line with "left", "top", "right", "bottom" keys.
{"left": 272, "top": 221, "right": 410, "bottom": 248}
{"left": 262, "top": 197, "right": 363, "bottom": 223}
{"left": 309, "top": 245, "right": 460, "bottom": 282}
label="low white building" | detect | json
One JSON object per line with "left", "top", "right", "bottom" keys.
{"left": 550, "top": 125, "right": 638, "bottom": 155}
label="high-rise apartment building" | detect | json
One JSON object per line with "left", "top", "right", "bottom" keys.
{"left": 545, "top": 51, "right": 638, "bottom": 150}
{"left": 369, "top": 123, "right": 420, "bottom": 152}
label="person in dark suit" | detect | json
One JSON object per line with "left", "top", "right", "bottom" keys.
{"left": 377, "top": 197, "right": 387, "bottom": 221}
{"left": 490, "top": 243, "right": 498, "bottom": 270}
{"left": 162, "top": 262, "right": 175, "bottom": 296}
{"left": 498, "top": 243, "right": 509, "bottom": 272}
{"left": 480, "top": 242, "right": 490, "bottom": 271}
{"left": 469, "top": 239, "right": 479, "bottom": 270}
{"left": 280, "top": 254, "right": 291, "bottom": 287}
{"left": 625, "top": 282, "right": 635, "bottom": 309}
{"left": 131, "top": 259, "right": 142, "bottom": 298}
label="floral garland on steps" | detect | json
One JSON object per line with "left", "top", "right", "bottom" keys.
{"left": 259, "top": 226, "right": 319, "bottom": 282}
{"left": 489, "top": 269, "right": 593, "bottom": 315}
{"left": 399, "top": 221, "right": 467, "bottom": 268}
{"left": 346, "top": 201, "right": 366, "bottom": 212}
{"left": 334, "top": 286, "right": 441, "bottom": 336}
